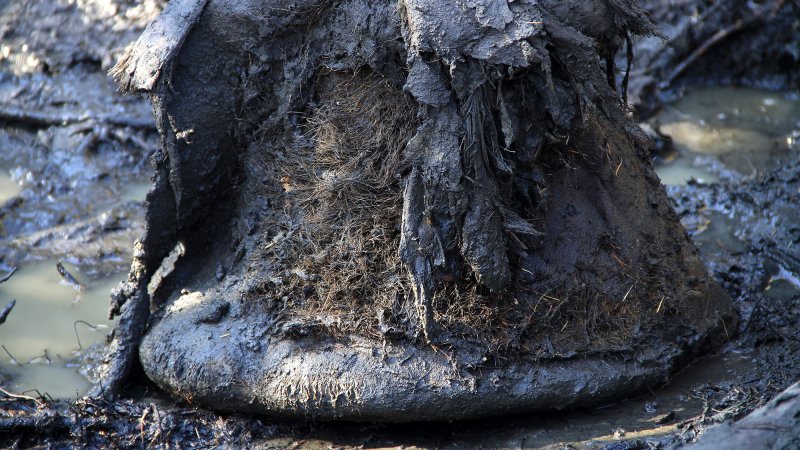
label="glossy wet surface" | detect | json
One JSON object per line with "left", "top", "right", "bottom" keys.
{"left": 0, "top": 166, "right": 18, "bottom": 205}
{"left": 653, "top": 87, "right": 800, "bottom": 185}
{"left": 257, "top": 352, "right": 756, "bottom": 450}
{"left": 1, "top": 2, "right": 798, "bottom": 440}
{"left": 0, "top": 167, "right": 147, "bottom": 398}
{"left": 0, "top": 261, "right": 125, "bottom": 399}
{"left": 259, "top": 89, "right": 800, "bottom": 447}
{"left": 0, "top": 0, "right": 156, "bottom": 401}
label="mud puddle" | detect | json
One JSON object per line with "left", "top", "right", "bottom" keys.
{"left": 118, "top": 178, "right": 150, "bottom": 204}
{"left": 0, "top": 260, "right": 125, "bottom": 399}
{"left": 462, "top": 352, "right": 755, "bottom": 449}
{"left": 0, "top": 166, "right": 18, "bottom": 205}
{"left": 0, "top": 178, "right": 147, "bottom": 398}
{"left": 653, "top": 87, "right": 799, "bottom": 185}
{"left": 684, "top": 210, "right": 748, "bottom": 257}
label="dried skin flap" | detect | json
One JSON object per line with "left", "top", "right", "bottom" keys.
{"left": 401, "top": 0, "right": 546, "bottom": 67}
{"left": 110, "top": 0, "right": 210, "bottom": 93}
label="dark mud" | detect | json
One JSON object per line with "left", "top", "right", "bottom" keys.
{"left": 629, "top": 0, "right": 800, "bottom": 117}
{"left": 657, "top": 162, "right": 800, "bottom": 448}
{"left": 105, "top": 0, "right": 739, "bottom": 423}
{"left": 668, "top": 162, "right": 800, "bottom": 389}
{"left": 5, "top": 153, "right": 798, "bottom": 446}
{"left": 0, "top": 0, "right": 159, "bottom": 417}
{"left": 1, "top": 0, "right": 799, "bottom": 448}
{"left": 0, "top": 0, "right": 159, "bottom": 278}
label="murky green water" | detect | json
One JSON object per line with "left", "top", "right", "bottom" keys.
{"left": 688, "top": 210, "right": 749, "bottom": 256}
{"left": 0, "top": 261, "right": 125, "bottom": 399}
{"left": 653, "top": 87, "right": 800, "bottom": 185}
{"left": 0, "top": 171, "right": 148, "bottom": 399}
{"left": 656, "top": 156, "right": 721, "bottom": 185}
{"left": 118, "top": 179, "right": 151, "bottom": 204}
{"left": 0, "top": 166, "right": 19, "bottom": 205}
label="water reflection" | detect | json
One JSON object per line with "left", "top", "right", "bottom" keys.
{"left": 0, "top": 260, "right": 123, "bottom": 399}
{"left": 689, "top": 210, "right": 748, "bottom": 256}
{"left": 655, "top": 154, "right": 720, "bottom": 185}
{"left": 0, "top": 166, "right": 19, "bottom": 205}
{"left": 118, "top": 179, "right": 150, "bottom": 204}
{"left": 653, "top": 87, "right": 800, "bottom": 185}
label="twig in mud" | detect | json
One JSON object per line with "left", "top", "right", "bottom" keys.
{"left": 656, "top": 296, "right": 666, "bottom": 314}
{"left": 42, "top": 391, "right": 56, "bottom": 404}
{"left": 0, "top": 267, "right": 17, "bottom": 283}
{"left": 56, "top": 260, "right": 84, "bottom": 291}
{"left": 150, "top": 404, "right": 164, "bottom": 447}
{"left": 664, "top": 19, "right": 746, "bottom": 86}
{"left": 0, "top": 410, "right": 71, "bottom": 434}
{"left": 0, "top": 387, "right": 43, "bottom": 407}
{"left": 76, "top": 129, "right": 102, "bottom": 154}
{"left": 1, "top": 344, "right": 24, "bottom": 368}
{"left": 0, "top": 104, "right": 156, "bottom": 129}
{"left": 138, "top": 404, "right": 150, "bottom": 447}
{"left": 0, "top": 300, "right": 15, "bottom": 325}
{"left": 636, "top": 1, "right": 727, "bottom": 76}
{"left": 664, "top": 0, "right": 788, "bottom": 86}
{"left": 73, "top": 320, "right": 99, "bottom": 349}
{"left": 112, "top": 128, "right": 152, "bottom": 151}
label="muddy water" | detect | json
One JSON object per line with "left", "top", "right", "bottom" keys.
{"left": 653, "top": 87, "right": 800, "bottom": 185}
{"left": 687, "top": 210, "right": 748, "bottom": 256}
{"left": 0, "top": 261, "right": 125, "bottom": 399}
{"left": 0, "top": 167, "right": 19, "bottom": 205}
{"left": 463, "top": 352, "right": 755, "bottom": 449}
{"left": 118, "top": 179, "right": 151, "bottom": 204}
{"left": 0, "top": 174, "right": 149, "bottom": 398}
{"left": 655, "top": 155, "right": 721, "bottom": 185}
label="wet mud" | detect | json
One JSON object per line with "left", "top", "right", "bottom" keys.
{"left": 629, "top": 0, "right": 800, "bottom": 116}
{"left": 113, "top": 0, "right": 737, "bottom": 424}
{"left": 1, "top": 0, "right": 799, "bottom": 448}
{"left": 0, "top": 0, "right": 157, "bottom": 404}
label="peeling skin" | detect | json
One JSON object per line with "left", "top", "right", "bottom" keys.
{"left": 401, "top": 0, "right": 546, "bottom": 66}
{"left": 104, "top": 0, "right": 736, "bottom": 419}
